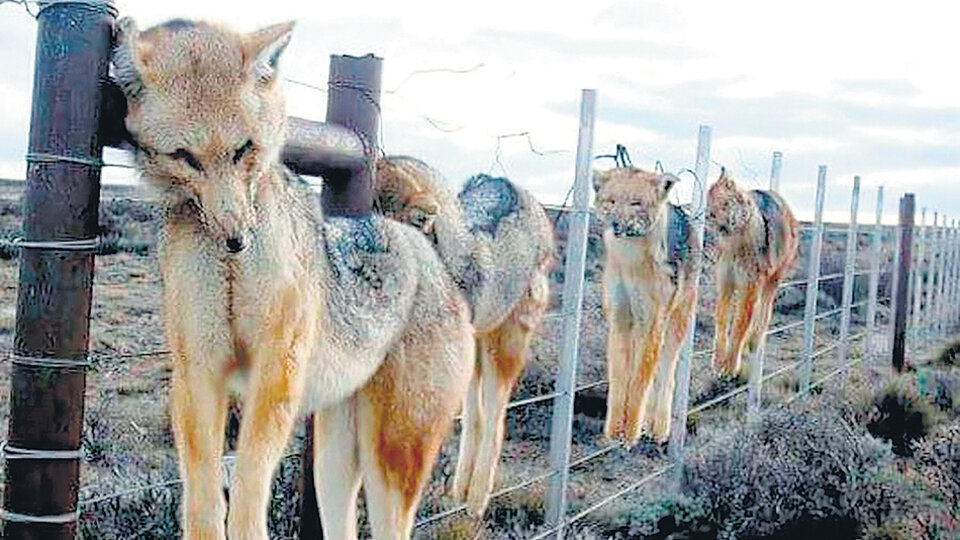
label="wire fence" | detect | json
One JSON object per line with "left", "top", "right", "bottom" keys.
{"left": 1, "top": 140, "right": 952, "bottom": 538}
{"left": 0, "top": 3, "right": 957, "bottom": 537}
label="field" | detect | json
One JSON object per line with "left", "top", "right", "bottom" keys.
{"left": 0, "top": 180, "right": 957, "bottom": 538}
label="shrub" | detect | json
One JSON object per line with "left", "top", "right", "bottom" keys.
{"left": 674, "top": 408, "right": 921, "bottom": 539}
{"left": 866, "top": 377, "right": 939, "bottom": 457}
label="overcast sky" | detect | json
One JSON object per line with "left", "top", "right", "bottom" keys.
{"left": 0, "top": 0, "right": 957, "bottom": 224}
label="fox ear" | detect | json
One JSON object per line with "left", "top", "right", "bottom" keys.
{"left": 593, "top": 169, "right": 613, "bottom": 193}
{"left": 659, "top": 173, "right": 680, "bottom": 200}
{"left": 244, "top": 21, "right": 295, "bottom": 84}
{"left": 113, "top": 17, "right": 149, "bottom": 101}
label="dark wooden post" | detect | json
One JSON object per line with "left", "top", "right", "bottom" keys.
{"left": 892, "top": 193, "right": 915, "bottom": 373}
{"left": 299, "top": 53, "right": 382, "bottom": 539}
{"left": 2, "top": 1, "right": 115, "bottom": 538}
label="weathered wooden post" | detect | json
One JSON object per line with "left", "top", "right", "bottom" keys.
{"left": 892, "top": 194, "right": 915, "bottom": 372}
{"left": 544, "top": 89, "right": 596, "bottom": 540}
{"left": 2, "top": 1, "right": 115, "bottom": 538}
{"left": 299, "top": 54, "right": 382, "bottom": 539}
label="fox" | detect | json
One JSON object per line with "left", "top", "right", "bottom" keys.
{"left": 113, "top": 18, "right": 474, "bottom": 540}
{"left": 374, "top": 156, "right": 554, "bottom": 517}
{"left": 593, "top": 166, "right": 699, "bottom": 446}
{"left": 706, "top": 168, "right": 799, "bottom": 376}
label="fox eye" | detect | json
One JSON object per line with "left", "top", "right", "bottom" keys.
{"left": 169, "top": 149, "right": 204, "bottom": 172}
{"left": 233, "top": 139, "right": 254, "bottom": 164}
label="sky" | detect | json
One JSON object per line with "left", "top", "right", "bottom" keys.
{"left": 0, "top": 0, "right": 958, "bottom": 224}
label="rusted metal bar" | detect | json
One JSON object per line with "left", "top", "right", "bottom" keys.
{"left": 99, "top": 78, "right": 367, "bottom": 178}
{"left": 321, "top": 54, "right": 382, "bottom": 217}
{"left": 892, "top": 194, "right": 915, "bottom": 372}
{"left": 3, "top": 1, "right": 115, "bottom": 538}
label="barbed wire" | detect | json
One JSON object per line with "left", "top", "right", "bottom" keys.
{"left": 0, "top": 0, "right": 37, "bottom": 18}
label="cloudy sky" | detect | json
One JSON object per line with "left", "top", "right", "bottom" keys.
{"left": 0, "top": 0, "right": 957, "bottom": 224}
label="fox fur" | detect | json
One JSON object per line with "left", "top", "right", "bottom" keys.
{"left": 375, "top": 156, "right": 554, "bottom": 517}
{"left": 114, "top": 19, "right": 474, "bottom": 540}
{"left": 706, "top": 169, "right": 799, "bottom": 376}
{"left": 593, "top": 167, "right": 700, "bottom": 446}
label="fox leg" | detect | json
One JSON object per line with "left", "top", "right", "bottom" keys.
{"left": 227, "top": 311, "right": 313, "bottom": 539}
{"left": 746, "top": 278, "right": 780, "bottom": 354}
{"left": 358, "top": 324, "right": 472, "bottom": 539}
{"left": 464, "top": 319, "right": 536, "bottom": 516}
{"left": 170, "top": 357, "right": 229, "bottom": 540}
{"left": 451, "top": 351, "right": 481, "bottom": 504}
{"left": 648, "top": 288, "right": 698, "bottom": 442}
{"left": 622, "top": 314, "right": 665, "bottom": 446}
{"left": 313, "top": 402, "right": 362, "bottom": 539}
{"left": 725, "top": 282, "right": 761, "bottom": 376}
{"left": 713, "top": 267, "right": 735, "bottom": 372}
{"left": 603, "top": 317, "right": 632, "bottom": 444}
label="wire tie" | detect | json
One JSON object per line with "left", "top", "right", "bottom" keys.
{"left": 0, "top": 508, "right": 80, "bottom": 524}
{"left": 10, "top": 237, "right": 100, "bottom": 251}
{"left": 1, "top": 441, "right": 84, "bottom": 460}
{"left": 9, "top": 352, "right": 92, "bottom": 369}
{"left": 25, "top": 152, "right": 104, "bottom": 169}
{"left": 36, "top": 0, "right": 117, "bottom": 17}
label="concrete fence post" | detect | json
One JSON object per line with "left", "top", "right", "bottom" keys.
{"left": 837, "top": 176, "right": 861, "bottom": 365}
{"left": 865, "top": 186, "right": 884, "bottom": 367}
{"left": 544, "top": 89, "right": 596, "bottom": 539}
{"left": 799, "top": 166, "right": 827, "bottom": 393}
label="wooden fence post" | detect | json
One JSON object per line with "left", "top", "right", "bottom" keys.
{"left": 299, "top": 53, "right": 382, "bottom": 540}
{"left": 2, "top": 1, "right": 115, "bottom": 538}
{"left": 892, "top": 194, "right": 916, "bottom": 372}
{"left": 544, "top": 89, "right": 596, "bottom": 540}
{"left": 799, "top": 166, "right": 827, "bottom": 393}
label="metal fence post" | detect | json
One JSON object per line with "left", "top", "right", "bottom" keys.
{"left": 799, "top": 166, "right": 827, "bottom": 393}
{"left": 924, "top": 212, "right": 939, "bottom": 341}
{"left": 946, "top": 219, "right": 960, "bottom": 333}
{"left": 746, "top": 148, "right": 778, "bottom": 422}
{"left": 865, "top": 186, "right": 884, "bottom": 367}
{"left": 934, "top": 215, "right": 950, "bottom": 339}
{"left": 910, "top": 209, "right": 926, "bottom": 351}
{"left": 669, "top": 125, "right": 711, "bottom": 478}
{"left": 299, "top": 53, "right": 383, "bottom": 540}
{"left": 837, "top": 176, "right": 861, "bottom": 365}
{"left": 1, "top": 2, "right": 115, "bottom": 538}
{"left": 544, "top": 89, "right": 596, "bottom": 539}
{"left": 769, "top": 151, "right": 783, "bottom": 193}
{"left": 892, "top": 194, "right": 916, "bottom": 372}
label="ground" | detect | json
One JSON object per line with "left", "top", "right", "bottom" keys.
{"left": 0, "top": 181, "right": 954, "bottom": 539}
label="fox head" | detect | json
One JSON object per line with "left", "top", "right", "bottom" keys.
{"left": 113, "top": 18, "right": 294, "bottom": 253}
{"left": 593, "top": 167, "right": 678, "bottom": 238}
{"left": 706, "top": 167, "right": 753, "bottom": 238}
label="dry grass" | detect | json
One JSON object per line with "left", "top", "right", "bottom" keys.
{"left": 0, "top": 190, "right": 954, "bottom": 538}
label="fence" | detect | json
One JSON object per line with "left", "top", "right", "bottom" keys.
{"left": 0, "top": 2, "right": 959, "bottom": 539}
